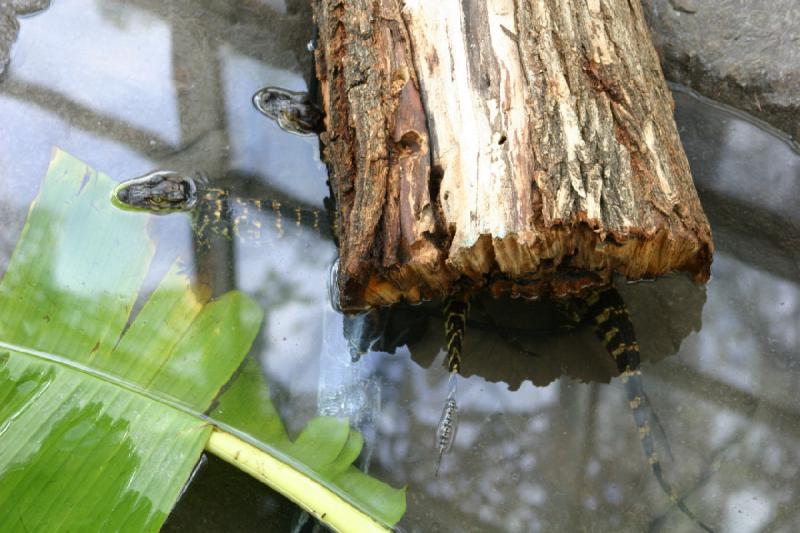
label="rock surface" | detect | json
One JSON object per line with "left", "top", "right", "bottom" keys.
{"left": 643, "top": 0, "right": 800, "bottom": 141}
{"left": 3, "top": 1, "right": 796, "bottom": 143}
{"left": 0, "top": 0, "right": 50, "bottom": 77}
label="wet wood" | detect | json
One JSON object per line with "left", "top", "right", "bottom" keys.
{"left": 313, "top": 0, "right": 713, "bottom": 312}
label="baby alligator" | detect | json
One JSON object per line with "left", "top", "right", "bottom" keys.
{"left": 112, "top": 169, "right": 712, "bottom": 532}
{"left": 112, "top": 87, "right": 327, "bottom": 231}
{"left": 440, "top": 288, "right": 713, "bottom": 531}
{"left": 112, "top": 84, "right": 712, "bottom": 532}
{"left": 111, "top": 170, "right": 331, "bottom": 245}
{"left": 252, "top": 86, "right": 324, "bottom": 136}
{"left": 112, "top": 170, "right": 198, "bottom": 214}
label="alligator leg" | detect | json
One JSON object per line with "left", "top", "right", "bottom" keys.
{"left": 435, "top": 293, "right": 470, "bottom": 477}
{"left": 583, "top": 287, "right": 714, "bottom": 532}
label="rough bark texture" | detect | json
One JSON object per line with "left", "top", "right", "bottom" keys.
{"left": 314, "top": 0, "right": 713, "bottom": 312}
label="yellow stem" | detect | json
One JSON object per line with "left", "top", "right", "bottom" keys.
{"left": 205, "top": 428, "right": 389, "bottom": 533}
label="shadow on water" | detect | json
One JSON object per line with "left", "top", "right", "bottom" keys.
{"left": 1, "top": 1, "right": 799, "bottom": 532}
{"left": 371, "top": 275, "right": 707, "bottom": 391}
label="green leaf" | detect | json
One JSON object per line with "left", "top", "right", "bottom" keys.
{"left": 0, "top": 349, "right": 210, "bottom": 532}
{"left": 211, "top": 343, "right": 408, "bottom": 526}
{"left": 0, "top": 149, "right": 405, "bottom": 530}
{"left": 0, "top": 149, "right": 259, "bottom": 532}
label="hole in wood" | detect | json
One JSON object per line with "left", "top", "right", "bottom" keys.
{"left": 430, "top": 163, "right": 445, "bottom": 208}
{"left": 398, "top": 131, "right": 422, "bottom": 152}
{"left": 498, "top": 134, "right": 507, "bottom": 145}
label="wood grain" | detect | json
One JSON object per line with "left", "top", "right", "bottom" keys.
{"left": 314, "top": 0, "right": 713, "bottom": 311}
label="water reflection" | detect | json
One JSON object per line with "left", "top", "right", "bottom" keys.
{"left": 386, "top": 275, "right": 707, "bottom": 390}
{"left": 13, "top": 2, "right": 180, "bottom": 143}
{"left": 0, "top": 1, "right": 798, "bottom": 532}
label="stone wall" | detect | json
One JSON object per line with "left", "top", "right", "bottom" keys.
{"left": 643, "top": 0, "right": 800, "bottom": 142}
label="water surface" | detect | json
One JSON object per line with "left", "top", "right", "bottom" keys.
{"left": 0, "top": 2, "right": 798, "bottom": 532}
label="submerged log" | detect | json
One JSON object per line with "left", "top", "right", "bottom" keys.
{"left": 313, "top": 0, "right": 713, "bottom": 312}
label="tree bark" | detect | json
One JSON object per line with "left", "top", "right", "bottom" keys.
{"left": 313, "top": 0, "right": 713, "bottom": 312}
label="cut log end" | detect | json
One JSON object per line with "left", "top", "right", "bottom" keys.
{"left": 314, "top": 0, "right": 713, "bottom": 312}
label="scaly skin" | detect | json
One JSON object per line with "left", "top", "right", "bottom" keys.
{"left": 579, "top": 287, "right": 713, "bottom": 532}
{"left": 252, "top": 86, "right": 324, "bottom": 136}
{"left": 111, "top": 171, "right": 198, "bottom": 213}
{"left": 438, "top": 287, "right": 714, "bottom": 531}
{"left": 443, "top": 293, "right": 470, "bottom": 375}
{"left": 434, "top": 293, "right": 470, "bottom": 477}
{"left": 111, "top": 93, "right": 712, "bottom": 528}
{"left": 111, "top": 171, "right": 331, "bottom": 244}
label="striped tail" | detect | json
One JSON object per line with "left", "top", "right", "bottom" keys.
{"left": 435, "top": 294, "right": 470, "bottom": 477}
{"left": 443, "top": 293, "right": 470, "bottom": 374}
{"left": 584, "top": 287, "right": 714, "bottom": 533}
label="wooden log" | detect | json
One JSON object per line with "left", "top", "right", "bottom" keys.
{"left": 313, "top": 0, "right": 713, "bottom": 312}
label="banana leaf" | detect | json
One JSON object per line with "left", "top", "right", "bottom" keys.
{"left": 0, "top": 149, "right": 405, "bottom": 532}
